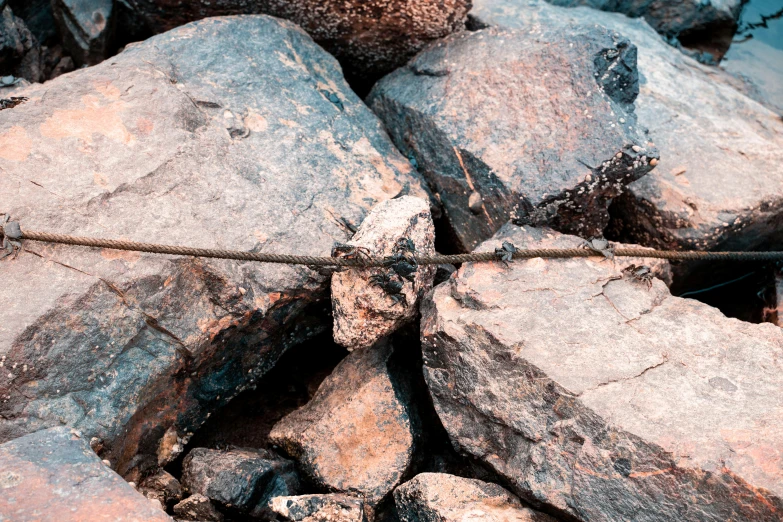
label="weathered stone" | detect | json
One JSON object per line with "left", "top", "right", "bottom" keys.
{"left": 0, "top": 15, "right": 428, "bottom": 479}
{"left": 269, "top": 338, "right": 415, "bottom": 506}
{"left": 140, "top": 469, "right": 183, "bottom": 509}
{"left": 173, "top": 493, "right": 223, "bottom": 522}
{"left": 121, "top": 0, "right": 471, "bottom": 84}
{"left": 369, "top": 23, "right": 658, "bottom": 252}
{"left": 331, "top": 196, "right": 436, "bottom": 350}
{"left": 721, "top": 38, "right": 783, "bottom": 117}
{"left": 181, "top": 446, "right": 299, "bottom": 518}
{"left": 0, "top": 5, "right": 41, "bottom": 83}
{"left": 421, "top": 223, "right": 783, "bottom": 520}
{"left": 52, "top": 0, "right": 114, "bottom": 66}
{"left": 0, "top": 426, "right": 173, "bottom": 521}
{"left": 545, "top": 0, "right": 742, "bottom": 61}
{"left": 394, "top": 473, "right": 555, "bottom": 522}
{"left": 270, "top": 493, "right": 368, "bottom": 522}
{"left": 471, "top": 0, "right": 783, "bottom": 259}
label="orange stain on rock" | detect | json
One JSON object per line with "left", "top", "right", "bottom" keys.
{"left": 136, "top": 117, "right": 154, "bottom": 135}
{"left": 0, "top": 126, "right": 33, "bottom": 162}
{"left": 40, "top": 93, "right": 134, "bottom": 145}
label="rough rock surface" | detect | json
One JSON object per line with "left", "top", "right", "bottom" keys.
{"left": 140, "top": 469, "right": 183, "bottom": 509}
{"left": 52, "top": 0, "right": 114, "bottom": 66}
{"left": 394, "top": 473, "right": 555, "bottom": 522}
{"left": 545, "top": 0, "right": 742, "bottom": 60}
{"left": 121, "top": 0, "right": 471, "bottom": 84}
{"left": 420, "top": 223, "right": 783, "bottom": 521}
{"left": 0, "top": 426, "right": 173, "bottom": 521}
{"left": 173, "top": 493, "right": 223, "bottom": 522}
{"left": 181, "top": 447, "right": 299, "bottom": 517}
{"left": 332, "top": 196, "right": 436, "bottom": 350}
{"left": 0, "top": 15, "right": 428, "bottom": 479}
{"left": 0, "top": 5, "right": 42, "bottom": 83}
{"left": 721, "top": 38, "right": 783, "bottom": 117}
{"left": 369, "top": 23, "right": 658, "bottom": 251}
{"left": 270, "top": 493, "right": 368, "bottom": 522}
{"left": 269, "top": 338, "right": 416, "bottom": 506}
{"left": 471, "top": 0, "right": 783, "bottom": 256}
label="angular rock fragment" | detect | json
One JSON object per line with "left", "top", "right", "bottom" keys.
{"left": 0, "top": 5, "right": 42, "bottom": 82}
{"left": 472, "top": 0, "right": 783, "bottom": 258}
{"left": 182, "top": 447, "right": 299, "bottom": 518}
{"left": 0, "top": 426, "right": 173, "bottom": 521}
{"left": 140, "top": 469, "right": 184, "bottom": 509}
{"left": 270, "top": 493, "right": 368, "bottom": 522}
{"left": 0, "top": 15, "right": 427, "bottom": 479}
{"left": 394, "top": 473, "right": 555, "bottom": 522}
{"left": 173, "top": 493, "right": 223, "bottom": 522}
{"left": 421, "top": 223, "right": 783, "bottom": 520}
{"left": 120, "top": 0, "right": 471, "bottom": 84}
{"left": 545, "top": 0, "right": 742, "bottom": 61}
{"left": 270, "top": 338, "right": 416, "bottom": 507}
{"left": 331, "top": 196, "right": 436, "bottom": 350}
{"left": 52, "top": 0, "right": 114, "bottom": 66}
{"left": 370, "top": 24, "right": 658, "bottom": 251}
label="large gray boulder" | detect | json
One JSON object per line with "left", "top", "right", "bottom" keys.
{"left": 369, "top": 21, "right": 658, "bottom": 251}
{"left": 721, "top": 38, "right": 783, "bottom": 117}
{"left": 0, "top": 426, "right": 172, "bottom": 521}
{"left": 0, "top": 15, "right": 428, "bottom": 480}
{"left": 544, "top": 0, "right": 742, "bottom": 61}
{"left": 471, "top": 0, "right": 783, "bottom": 257}
{"left": 420, "top": 223, "right": 783, "bottom": 520}
{"left": 120, "top": 0, "right": 471, "bottom": 84}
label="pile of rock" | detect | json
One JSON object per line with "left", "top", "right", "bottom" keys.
{"left": 1, "top": 0, "right": 782, "bottom": 521}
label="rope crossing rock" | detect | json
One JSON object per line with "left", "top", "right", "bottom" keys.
{"left": 4, "top": 219, "right": 783, "bottom": 266}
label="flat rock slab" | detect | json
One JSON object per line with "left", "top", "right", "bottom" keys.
{"left": 123, "top": 0, "right": 470, "bottom": 82}
{"left": 394, "top": 473, "right": 555, "bottom": 522}
{"left": 181, "top": 447, "right": 299, "bottom": 517}
{"left": 472, "top": 0, "right": 783, "bottom": 255}
{"left": 270, "top": 493, "right": 368, "bottom": 522}
{"left": 269, "top": 339, "right": 415, "bottom": 507}
{"left": 0, "top": 426, "right": 172, "bottom": 522}
{"left": 421, "top": 223, "right": 783, "bottom": 521}
{"left": 331, "top": 195, "right": 436, "bottom": 350}
{"left": 0, "top": 15, "right": 427, "bottom": 478}
{"left": 369, "top": 22, "right": 658, "bottom": 251}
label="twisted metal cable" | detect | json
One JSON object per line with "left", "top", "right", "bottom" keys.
{"left": 15, "top": 230, "right": 783, "bottom": 266}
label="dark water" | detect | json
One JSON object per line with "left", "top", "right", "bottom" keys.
{"left": 734, "top": 0, "right": 783, "bottom": 50}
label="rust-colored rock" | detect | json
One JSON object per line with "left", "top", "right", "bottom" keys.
{"left": 0, "top": 426, "right": 173, "bottom": 522}
{"left": 331, "top": 196, "right": 436, "bottom": 350}
{"left": 394, "top": 473, "right": 555, "bottom": 522}
{"left": 269, "top": 338, "right": 416, "bottom": 507}
{"left": 369, "top": 22, "right": 658, "bottom": 251}
{"left": 420, "top": 223, "right": 783, "bottom": 520}
{"left": 122, "top": 0, "right": 471, "bottom": 84}
{"left": 0, "top": 15, "right": 427, "bottom": 479}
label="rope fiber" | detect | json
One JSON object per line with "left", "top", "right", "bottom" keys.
{"left": 13, "top": 229, "right": 783, "bottom": 266}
